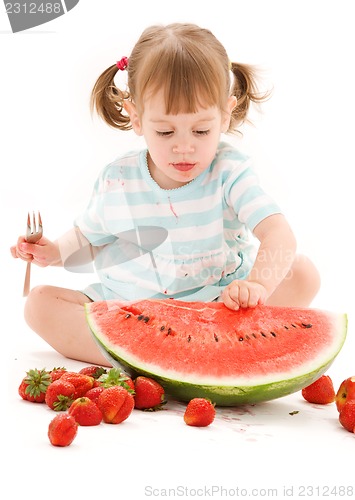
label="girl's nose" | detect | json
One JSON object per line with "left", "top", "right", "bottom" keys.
{"left": 172, "top": 138, "right": 194, "bottom": 154}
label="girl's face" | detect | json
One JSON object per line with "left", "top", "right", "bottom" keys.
{"left": 125, "top": 91, "right": 236, "bottom": 189}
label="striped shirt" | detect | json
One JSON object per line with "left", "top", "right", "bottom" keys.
{"left": 74, "top": 142, "right": 281, "bottom": 302}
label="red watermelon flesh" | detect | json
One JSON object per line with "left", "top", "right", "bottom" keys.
{"left": 85, "top": 300, "right": 347, "bottom": 406}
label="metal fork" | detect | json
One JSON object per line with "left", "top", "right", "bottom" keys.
{"left": 23, "top": 212, "right": 43, "bottom": 297}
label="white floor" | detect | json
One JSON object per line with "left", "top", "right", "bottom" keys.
{"left": 2, "top": 1, "right": 355, "bottom": 498}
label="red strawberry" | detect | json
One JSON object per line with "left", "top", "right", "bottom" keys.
{"left": 301, "top": 375, "right": 336, "bottom": 404}
{"left": 134, "top": 376, "right": 165, "bottom": 410}
{"left": 98, "top": 368, "right": 135, "bottom": 393}
{"left": 48, "top": 414, "right": 78, "bottom": 447}
{"left": 18, "top": 368, "right": 51, "bottom": 403}
{"left": 79, "top": 365, "right": 107, "bottom": 380}
{"left": 68, "top": 397, "right": 103, "bottom": 426}
{"left": 97, "top": 386, "right": 134, "bottom": 424}
{"left": 45, "top": 379, "right": 75, "bottom": 411}
{"left": 339, "top": 401, "right": 355, "bottom": 433}
{"left": 85, "top": 386, "right": 106, "bottom": 405}
{"left": 49, "top": 367, "right": 67, "bottom": 382}
{"left": 336, "top": 376, "right": 355, "bottom": 412}
{"left": 60, "top": 372, "right": 95, "bottom": 398}
{"left": 183, "top": 398, "right": 216, "bottom": 427}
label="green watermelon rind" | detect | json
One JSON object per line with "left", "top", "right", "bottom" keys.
{"left": 86, "top": 306, "right": 347, "bottom": 406}
{"left": 91, "top": 338, "right": 343, "bottom": 406}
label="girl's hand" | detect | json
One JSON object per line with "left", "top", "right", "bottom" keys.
{"left": 10, "top": 236, "right": 61, "bottom": 267}
{"left": 221, "top": 280, "right": 268, "bottom": 311}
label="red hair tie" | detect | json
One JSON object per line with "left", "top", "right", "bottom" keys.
{"left": 116, "top": 57, "right": 129, "bottom": 71}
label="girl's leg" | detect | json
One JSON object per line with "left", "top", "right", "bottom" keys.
{"left": 266, "top": 254, "right": 321, "bottom": 307}
{"left": 24, "top": 285, "right": 111, "bottom": 366}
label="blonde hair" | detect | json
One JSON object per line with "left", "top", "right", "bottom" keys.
{"left": 91, "top": 23, "right": 269, "bottom": 133}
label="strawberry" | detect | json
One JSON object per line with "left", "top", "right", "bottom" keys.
{"left": 49, "top": 367, "right": 67, "bottom": 382}
{"left": 98, "top": 367, "right": 135, "bottom": 393}
{"left": 97, "top": 386, "right": 135, "bottom": 424}
{"left": 85, "top": 386, "right": 106, "bottom": 405}
{"left": 60, "top": 372, "right": 95, "bottom": 398}
{"left": 45, "top": 379, "right": 75, "bottom": 411}
{"left": 79, "top": 365, "right": 107, "bottom": 380}
{"left": 183, "top": 398, "right": 216, "bottom": 427}
{"left": 133, "top": 376, "right": 166, "bottom": 410}
{"left": 68, "top": 397, "right": 103, "bottom": 426}
{"left": 301, "top": 375, "right": 336, "bottom": 404}
{"left": 48, "top": 413, "right": 78, "bottom": 447}
{"left": 18, "top": 368, "right": 51, "bottom": 403}
{"left": 335, "top": 376, "right": 355, "bottom": 412}
{"left": 339, "top": 401, "right": 355, "bottom": 433}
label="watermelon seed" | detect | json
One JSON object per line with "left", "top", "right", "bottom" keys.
{"left": 291, "top": 324, "right": 297, "bottom": 328}
{"left": 301, "top": 323, "right": 312, "bottom": 328}
{"left": 252, "top": 333, "right": 257, "bottom": 339}
{"left": 137, "top": 315, "right": 144, "bottom": 321}
{"left": 270, "top": 331, "right": 277, "bottom": 337}
{"left": 284, "top": 326, "right": 289, "bottom": 330}
{"left": 214, "top": 333, "right": 219, "bottom": 342}
{"left": 167, "top": 328, "right": 172, "bottom": 335}
{"left": 160, "top": 326, "right": 165, "bottom": 331}
{"left": 143, "top": 316, "right": 150, "bottom": 323}
{"left": 124, "top": 314, "right": 131, "bottom": 319}
{"left": 239, "top": 337, "right": 244, "bottom": 342}
{"left": 261, "top": 332, "right": 267, "bottom": 338}
{"left": 187, "top": 335, "right": 191, "bottom": 342}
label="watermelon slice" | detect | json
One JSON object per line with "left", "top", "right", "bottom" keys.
{"left": 85, "top": 299, "right": 347, "bottom": 406}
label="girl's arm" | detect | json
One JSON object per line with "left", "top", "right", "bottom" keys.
{"left": 222, "top": 214, "right": 297, "bottom": 310}
{"left": 56, "top": 226, "right": 95, "bottom": 268}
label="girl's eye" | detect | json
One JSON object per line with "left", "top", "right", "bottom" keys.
{"left": 155, "top": 129, "right": 210, "bottom": 137}
{"left": 156, "top": 131, "right": 173, "bottom": 137}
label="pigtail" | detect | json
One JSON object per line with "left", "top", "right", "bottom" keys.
{"left": 229, "top": 62, "right": 271, "bottom": 132}
{"left": 90, "top": 64, "right": 131, "bottom": 131}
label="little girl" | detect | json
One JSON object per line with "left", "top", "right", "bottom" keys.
{"left": 11, "top": 23, "right": 320, "bottom": 365}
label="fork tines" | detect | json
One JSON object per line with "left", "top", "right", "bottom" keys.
{"left": 27, "top": 211, "right": 42, "bottom": 236}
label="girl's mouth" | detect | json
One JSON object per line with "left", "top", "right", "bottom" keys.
{"left": 172, "top": 162, "right": 195, "bottom": 172}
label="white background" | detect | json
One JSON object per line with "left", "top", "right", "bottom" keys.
{"left": 1, "top": 1, "right": 355, "bottom": 498}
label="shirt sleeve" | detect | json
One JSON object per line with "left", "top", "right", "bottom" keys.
{"left": 74, "top": 168, "right": 117, "bottom": 246}
{"left": 223, "top": 157, "right": 282, "bottom": 232}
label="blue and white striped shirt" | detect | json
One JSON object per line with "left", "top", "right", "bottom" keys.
{"left": 75, "top": 142, "right": 281, "bottom": 302}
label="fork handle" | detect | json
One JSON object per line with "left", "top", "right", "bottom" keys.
{"left": 23, "top": 262, "right": 32, "bottom": 297}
